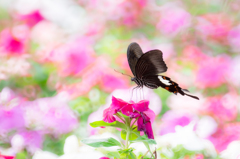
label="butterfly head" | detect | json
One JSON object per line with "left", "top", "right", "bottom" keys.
{"left": 131, "top": 77, "right": 143, "bottom": 87}
{"left": 131, "top": 77, "right": 136, "bottom": 82}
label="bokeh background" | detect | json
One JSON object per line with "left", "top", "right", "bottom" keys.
{"left": 0, "top": 0, "right": 240, "bottom": 158}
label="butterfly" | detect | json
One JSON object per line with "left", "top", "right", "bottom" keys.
{"left": 127, "top": 42, "right": 199, "bottom": 100}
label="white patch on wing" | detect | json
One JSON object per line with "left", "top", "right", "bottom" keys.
{"left": 158, "top": 76, "right": 171, "bottom": 85}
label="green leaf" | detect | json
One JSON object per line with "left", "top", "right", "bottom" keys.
{"left": 131, "top": 135, "right": 157, "bottom": 145}
{"left": 129, "top": 151, "right": 137, "bottom": 159}
{"left": 16, "top": 151, "right": 27, "bottom": 159}
{"left": 121, "top": 129, "right": 139, "bottom": 140}
{"left": 81, "top": 137, "right": 121, "bottom": 147}
{"left": 107, "top": 151, "right": 120, "bottom": 158}
{"left": 90, "top": 120, "right": 126, "bottom": 130}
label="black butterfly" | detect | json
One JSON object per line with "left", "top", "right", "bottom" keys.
{"left": 127, "top": 42, "right": 199, "bottom": 100}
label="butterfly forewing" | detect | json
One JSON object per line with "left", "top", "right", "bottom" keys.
{"left": 127, "top": 42, "right": 144, "bottom": 76}
{"left": 135, "top": 50, "right": 168, "bottom": 78}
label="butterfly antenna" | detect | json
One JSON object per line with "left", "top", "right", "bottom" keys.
{"left": 114, "top": 69, "right": 132, "bottom": 78}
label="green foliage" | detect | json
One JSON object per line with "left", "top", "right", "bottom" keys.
{"left": 131, "top": 135, "right": 157, "bottom": 145}
{"left": 121, "top": 128, "right": 139, "bottom": 141}
{"left": 15, "top": 150, "right": 28, "bottom": 159}
{"left": 90, "top": 120, "right": 127, "bottom": 130}
{"left": 119, "top": 148, "right": 136, "bottom": 159}
{"left": 81, "top": 137, "right": 122, "bottom": 147}
{"left": 42, "top": 135, "right": 67, "bottom": 156}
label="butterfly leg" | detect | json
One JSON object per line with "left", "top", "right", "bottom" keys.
{"left": 130, "top": 86, "right": 140, "bottom": 101}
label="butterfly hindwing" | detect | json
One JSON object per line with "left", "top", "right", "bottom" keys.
{"left": 135, "top": 50, "right": 168, "bottom": 78}
{"left": 143, "top": 75, "right": 199, "bottom": 100}
{"left": 127, "top": 42, "right": 144, "bottom": 76}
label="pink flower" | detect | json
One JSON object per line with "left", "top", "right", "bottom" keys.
{"left": 196, "top": 13, "right": 231, "bottom": 41}
{"left": 228, "top": 25, "right": 240, "bottom": 52}
{"left": 0, "top": 29, "right": 25, "bottom": 54}
{"left": 99, "top": 157, "right": 111, "bottom": 159}
{"left": 103, "top": 107, "right": 117, "bottom": 123}
{"left": 196, "top": 55, "right": 231, "bottom": 88}
{"left": 19, "top": 131, "right": 43, "bottom": 153}
{"left": 202, "top": 95, "right": 237, "bottom": 122}
{"left": 113, "top": 0, "right": 147, "bottom": 27}
{"left": 103, "top": 96, "right": 155, "bottom": 139}
{"left": 208, "top": 123, "right": 240, "bottom": 152}
{"left": 194, "top": 154, "right": 204, "bottom": 159}
{"left": 50, "top": 37, "right": 95, "bottom": 76}
{"left": 0, "top": 106, "right": 25, "bottom": 134}
{"left": 0, "top": 154, "right": 15, "bottom": 159}
{"left": 159, "top": 111, "right": 193, "bottom": 135}
{"left": 17, "top": 10, "right": 44, "bottom": 28}
{"left": 100, "top": 73, "right": 129, "bottom": 92}
{"left": 157, "top": 3, "right": 191, "bottom": 36}
{"left": 23, "top": 94, "right": 78, "bottom": 135}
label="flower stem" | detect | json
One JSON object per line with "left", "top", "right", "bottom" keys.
{"left": 125, "top": 127, "right": 130, "bottom": 149}
{"left": 125, "top": 118, "right": 131, "bottom": 149}
{"left": 116, "top": 113, "right": 126, "bottom": 123}
{"left": 131, "top": 117, "right": 138, "bottom": 128}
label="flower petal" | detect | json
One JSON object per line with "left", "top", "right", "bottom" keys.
{"left": 121, "top": 104, "right": 134, "bottom": 116}
{"left": 129, "top": 112, "right": 141, "bottom": 118}
{"left": 111, "top": 96, "right": 128, "bottom": 111}
{"left": 145, "top": 121, "right": 154, "bottom": 139}
{"left": 133, "top": 100, "right": 149, "bottom": 112}
{"left": 103, "top": 107, "right": 117, "bottom": 123}
{"left": 137, "top": 116, "right": 144, "bottom": 131}
{"left": 144, "top": 109, "right": 156, "bottom": 123}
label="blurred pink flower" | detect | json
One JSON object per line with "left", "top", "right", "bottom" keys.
{"left": 228, "top": 25, "right": 240, "bottom": 52}
{"left": 196, "top": 14, "right": 232, "bottom": 41}
{"left": 196, "top": 55, "right": 231, "bottom": 88}
{"left": 208, "top": 123, "right": 240, "bottom": 152}
{"left": 24, "top": 95, "right": 78, "bottom": 134}
{"left": 0, "top": 88, "right": 26, "bottom": 134}
{"left": 0, "top": 154, "right": 15, "bottom": 159}
{"left": 0, "top": 29, "right": 25, "bottom": 55}
{"left": 17, "top": 10, "right": 44, "bottom": 28}
{"left": 0, "top": 106, "right": 25, "bottom": 134}
{"left": 202, "top": 95, "right": 238, "bottom": 122}
{"left": 194, "top": 154, "right": 204, "bottom": 159}
{"left": 183, "top": 45, "right": 208, "bottom": 64}
{"left": 50, "top": 37, "right": 95, "bottom": 76}
{"left": 99, "top": 157, "right": 111, "bottom": 159}
{"left": 113, "top": 0, "right": 147, "bottom": 26}
{"left": 227, "top": 55, "right": 240, "bottom": 87}
{"left": 159, "top": 111, "right": 193, "bottom": 135}
{"left": 185, "top": 154, "right": 204, "bottom": 159}
{"left": 100, "top": 72, "right": 129, "bottom": 93}
{"left": 157, "top": 3, "right": 191, "bottom": 36}
{"left": 19, "top": 131, "right": 43, "bottom": 153}
{"left": 60, "top": 57, "right": 108, "bottom": 97}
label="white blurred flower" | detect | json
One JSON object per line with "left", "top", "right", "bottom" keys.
{"left": 64, "top": 135, "right": 79, "bottom": 154}
{"left": 11, "top": 134, "right": 25, "bottom": 152}
{"left": 196, "top": 116, "right": 218, "bottom": 138}
{"left": 156, "top": 122, "right": 217, "bottom": 157}
{"left": 32, "top": 150, "right": 58, "bottom": 159}
{"left": 220, "top": 140, "right": 240, "bottom": 159}
{"left": 59, "top": 135, "right": 104, "bottom": 159}
{"left": 167, "top": 92, "right": 205, "bottom": 114}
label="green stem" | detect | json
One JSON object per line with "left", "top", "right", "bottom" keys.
{"left": 116, "top": 113, "right": 126, "bottom": 123}
{"left": 125, "top": 118, "right": 131, "bottom": 149}
{"left": 131, "top": 117, "right": 138, "bottom": 128}
{"left": 125, "top": 127, "right": 130, "bottom": 149}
